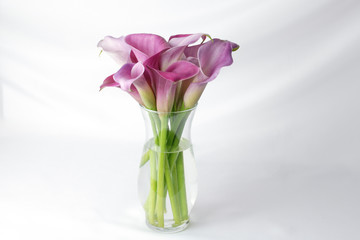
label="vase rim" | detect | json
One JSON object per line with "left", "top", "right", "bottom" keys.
{"left": 139, "top": 104, "right": 197, "bottom": 114}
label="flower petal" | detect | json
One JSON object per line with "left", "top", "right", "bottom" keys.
{"left": 183, "top": 82, "right": 207, "bottom": 109}
{"left": 186, "top": 57, "right": 199, "bottom": 66}
{"left": 100, "top": 74, "right": 119, "bottom": 90}
{"left": 159, "top": 46, "right": 186, "bottom": 71}
{"left": 155, "top": 75, "right": 177, "bottom": 113}
{"left": 142, "top": 50, "right": 164, "bottom": 70}
{"left": 125, "top": 34, "right": 170, "bottom": 62}
{"left": 143, "top": 46, "right": 186, "bottom": 71}
{"left": 184, "top": 44, "right": 202, "bottom": 58}
{"left": 97, "top": 36, "right": 131, "bottom": 65}
{"left": 113, "top": 62, "right": 145, "bottom": 92}
{"left": 197, "top": 39, "right": 237, "bottom": 83}
{"left": 168, "top": 33, "right": 207, "bottom": 47}
{"left": 129, "top": 85, "right": 144, "bottom": 106}
{"left": 150, "top": 61, "right": 199, "bottom": 112}
{"left": 113, "top": 62, "right": 156, "bottom": 109}
{"left": 158, "top": 61, "right": 199, "bottom": 82}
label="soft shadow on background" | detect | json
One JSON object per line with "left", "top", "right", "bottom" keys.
{"left": 1, "top": 0, "right": 359, "bottom": 239}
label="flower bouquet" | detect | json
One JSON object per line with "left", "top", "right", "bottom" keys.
{"left": 98, "top": 33, "right": 238, "bottom": 232}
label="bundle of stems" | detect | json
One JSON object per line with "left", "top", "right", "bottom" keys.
{"left": 141, "top": 110, "right": 191, "bottom": 227}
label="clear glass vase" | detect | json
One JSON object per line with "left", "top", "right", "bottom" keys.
{"left": 137, "top": 105, "right": 198, "bottom": 233}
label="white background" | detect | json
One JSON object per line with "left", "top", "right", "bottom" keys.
{"left": 1, "top": 0, "right": 360, "bottom": 239}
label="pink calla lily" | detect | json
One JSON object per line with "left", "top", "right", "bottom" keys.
{"left": 100, "top": 62, "right": 155, "bottom": 109}
{"left": 99, "top": 33, "right": 238, "bottom": 111}
{"left": 151, "top": 61, "right": 199, "bottom": 112}
{"left": 113, "top": 62, "right": 144, "bottom": 92}
{"left": 99, "top": 74, "right": 145, "bottom": 106}
{"left": 183, "top": 39, "right": 239, "bottom": 108}
{"left": 196, "top": 38, "right": 238, "bottom": 83}
{"left": 114, "top": 62, "right": 156, "bottom": 110}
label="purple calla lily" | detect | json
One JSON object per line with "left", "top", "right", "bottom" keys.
{"left": 99, "top": 74, "right": 145, "bottom": 106}
{"left": 98, "top": 33, "right": 238, "bottom": 111}
{"left": 150, "top": 60, "right": 199, "bottom": 112}
{"left": 183, "top": 39, "right": 239, "bottom": 108}
{"left": 197, "top": 38, "right": 238, "bottom": 83}
{"left": 114, "top": 62, "right": 156, "bottom": 110}
{"left": 100, "top": 62, "right": 155, "bottom": 109}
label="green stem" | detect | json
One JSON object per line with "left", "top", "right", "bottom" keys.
{"left": 169, "top": 155, "right": 180, "bottom": 219}
{"left": 167, "top": 112, "right": 190, "bottom": 169}
{"left": 169, "top": 113, "right": 191, "bottom": 222}
{"left": 167, "top": 113, "right": 185, "bottom": 148}
{"left": 148, "top": 149, "right": 157, "bottom": 225}
{"left": 164, "top": 157, "right": 181, "bottom": 225}
{"left": 149, "top": 113, "right": 159, "bottom": 145}
{"left": 148, "top": 110, "right": 191, "bottom": 227}
{"left": 177, "top": 152, "right": 189, "bottom": 221}
{"left": 155, "top": 115, "right": 168, "bottom": 227}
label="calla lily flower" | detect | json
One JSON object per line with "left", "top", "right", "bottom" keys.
{"left": 100, "top": 74, "right": 145, "bottom": 106}
{"left": 100, "top": 62, "right": 156, "bottom": 110}
{"left": 150, "top": 60, "right": 199, "bottom": 113}
{"left": 183, "top": 39, "right": 239, "bottom": 109}
{"left": 98, "top": 33, "right": 238, "bottom": 111}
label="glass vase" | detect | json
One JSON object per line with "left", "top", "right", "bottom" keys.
{"left": 137, "top": 105, "right": 198, "bottom": 233}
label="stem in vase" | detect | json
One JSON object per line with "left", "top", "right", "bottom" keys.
{"left": 148, "top": 149, "right": 157, "bottom": 225}
{"left": 155, "top": 115, "right": 168, "bottom": 227}
{"left": 176, "top": 152, "right": 189, "bottom": 221}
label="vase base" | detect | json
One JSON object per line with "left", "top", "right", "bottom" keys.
{"left": 146, "top": 219, "right": 190, "bottom": 233}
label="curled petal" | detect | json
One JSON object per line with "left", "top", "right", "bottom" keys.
{"left": 97, "top": 36, "right": 131, "bottom": 65}
{"left": 143, "top": 46, "right": 186, "bottom": 71}
{"left": 158, "top": 61, "right": 199, "bottom": 82}
{"left": 113, "top": 62, "right": 145, "bottom": 92}
{"left": 100, "top": 74, "right": 119, "bottom": 90}
{"left": 159, "top": 46, "right": 187, "bottom": 71}
{"left": 149, "top": 61, "right": 199, "bottom": 112}
{"left": 99, "top": 73, "right": 146, "bottom": 106}
{"left": 197, "top": 39, "right": 237, "bottom": 83}
{"left": 125, "top": 34, "right": 170, "bottom": 62}
{"left": 142, "top": 49, "right": 164, "bottom": 70}
{"left": 168, "top": 33, "right": 207, "bottom": 47}
{"left": 113, "top": 62, "right": 156, "bottom": 109}
{"left": 184, "top": 44, "right": 202, "bottom": 58}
